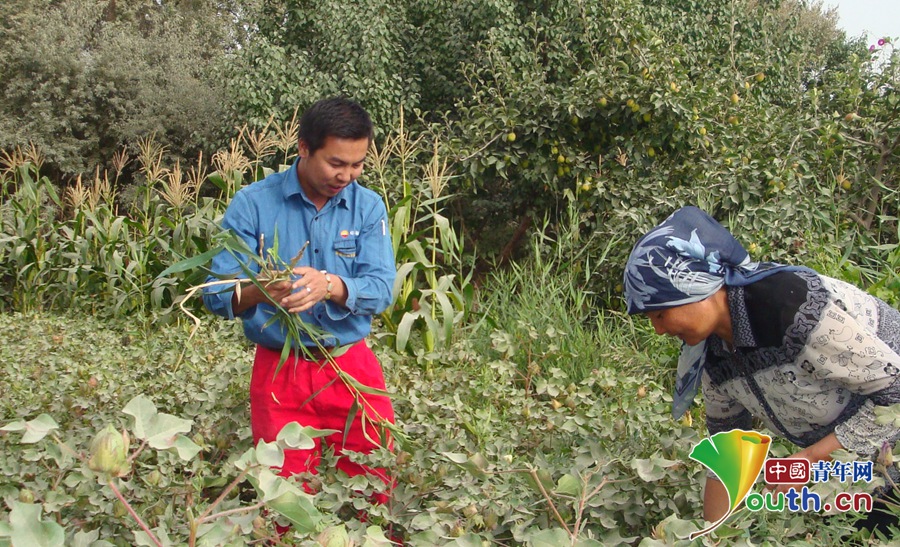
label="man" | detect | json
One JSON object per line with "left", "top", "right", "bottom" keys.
{"left": 203, "top": 97, "right": 396, "bottom": 497}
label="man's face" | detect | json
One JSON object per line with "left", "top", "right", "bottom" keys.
{"left": 297, "top": 136, "right": 369, "bottom": 206}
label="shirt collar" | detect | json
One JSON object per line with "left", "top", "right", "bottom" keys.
{"left": 725, "top": 285, "right": 759, "bottom": 348}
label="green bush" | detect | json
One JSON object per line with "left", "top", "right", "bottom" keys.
{"left": 2, "top": 311, "right": 883, "bottom": 545}
{"left": 0, "top": 0, "right": 236, "bottom": 176}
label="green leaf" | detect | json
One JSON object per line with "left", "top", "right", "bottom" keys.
{"left": 157, "top": 245, "right": 225, "bottom": 277}
{"left": 556, "top": 473, "right": 581, "bottom": 496}
{"left": 251, "top": 470, "right": 323, "bottom": 534}
{"left": 444, "top": 534, "right": 484, "bottom": 547}
{"left": 362, "top": 525, "right": 395, "bottom": 546}
{"left": 392, "top": 262, "right": 419, "bottom": 300}
{"left": 122, "top": 395, "right": 193, "bottom": 450}
{"left": 343, "top": 400, "right": 359, "bottom": 442}
{"left": 442, "top": 451, "right": 489, "bottom": 479}
{"left": 275, "top": 422, "right": 331, "bottom": 449}
{"left": 255, "top": 440, "right": 285, "bottom": 468}
{"left": 0, "top": 414, "right": 59, "bottom": 444}
{"left": 70, "top": 529, "right": 100, "bottom": 547}
{"left": 339, "top": 373, "right": 395, "bottom": 398}
{"left": 132, "top": 526, "right": 172, "bottom": 547}
{"left": 171, "top": 435, "right": 202, "bottom": 461}
{"left": 632, "top": 456, "right": 678, "bottom": 482}
{"left": 3, "top": 501, "right": 65, "bottom": 547}
{"left": 527, "top": 528, "right": 570, "bottom": 546}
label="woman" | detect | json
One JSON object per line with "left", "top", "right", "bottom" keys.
{"left": 623, "top": 205, "right": 900, "bottom": 530}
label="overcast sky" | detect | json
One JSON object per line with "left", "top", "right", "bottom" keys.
{"left": 826, "top": 0, "right": 899, "bottom": 45}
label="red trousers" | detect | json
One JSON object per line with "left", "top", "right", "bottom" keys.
{"left": 250, "top": 341, "right": 395, "bottom": 497}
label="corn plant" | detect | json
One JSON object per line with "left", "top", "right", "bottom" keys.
{"left": 368, "top": 112, "right": 475, "bottom": 355}
{"left": 0, "top": 159, "right": 62, "bottom": 311}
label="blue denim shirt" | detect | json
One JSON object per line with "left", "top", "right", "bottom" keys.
{"left": 202, "top": 160, "right": 396, "bottom": 349}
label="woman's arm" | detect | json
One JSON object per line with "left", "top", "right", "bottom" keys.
{"left": 704, "top": 477, "right": 729, "bottom": 522}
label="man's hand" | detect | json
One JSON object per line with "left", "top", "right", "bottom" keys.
{"left": 280, "top": 267, "right": 347, "bottom": 313}
{"left": 231, "top": 267, "right": 348, "bottom": 315}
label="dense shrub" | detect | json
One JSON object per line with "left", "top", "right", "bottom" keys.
{"left": 0, "top": 0, "right": 239, "bottom": 176}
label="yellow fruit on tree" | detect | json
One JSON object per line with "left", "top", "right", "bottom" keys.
{"left": 728, "top": 115, "right": 739, "bottom": 125}
{"left": 506, "top": 132, "right": 517, "bottom": 142}
{"left": 557, "top": 154, "right": 566, "bottom": 164}
{"left": 647, "top": 147, "right": 656, "bottom": 157}
{"left": 643, "top": 112, "right": 652, "bottom": 122}
{"left": 626, "top": 98, "right": 635, "bottom": 108}
{"left": 631, "top": 104, "right": 640, "bottom": 113}
{"left": 730, "top": 93, "right": 740, "bottom": 105}
{"left": 755, "top": 73, "right": 765, "bottom": 82}
{"left": 599, "top": 97, "right": 608, "bottom": 107}
{"left": 698, "top": 127, "right": 707, "bottom": 136}
{"left": 581, "top": 182, "right": 591, "bottom": 191}
{"left": 837, "top": 174, "right": 851, "bottom": 190}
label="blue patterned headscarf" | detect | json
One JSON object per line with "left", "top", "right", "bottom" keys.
{"left": 623, "top": 206, "right": 811, "bottom": 418}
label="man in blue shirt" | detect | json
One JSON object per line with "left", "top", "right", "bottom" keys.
{"left": 203, "top": 97, "right": 396, "bottom": 501}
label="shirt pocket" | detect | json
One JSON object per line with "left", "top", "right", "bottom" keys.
{"left": 334, "top": 237, "right": 358, "bottom": 260}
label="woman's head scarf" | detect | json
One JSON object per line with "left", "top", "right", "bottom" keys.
{"left": 623, "top": 206, "right": 811, "bottom": 418}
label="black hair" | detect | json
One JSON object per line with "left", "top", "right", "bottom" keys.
{"left": 298, "top": 97, "right": 374, "bottom": 155}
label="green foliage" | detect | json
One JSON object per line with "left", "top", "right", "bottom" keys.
{"left": 2, "top": 2, "right": 900, "bottom": 541}
{"left": 0, "top": 155, "right": 220, "bottom": 315}
{"left": 232, "top": 0, "right": 420, "bottom": 131}
{"left": 470, "top": 197, "right": 648, "bottom": 383}
{"left": 2, "top": 312, "right": 891, "bottom": 545}
{"left": 438, "top": 0, "right": 899, "bottom": 297}
{"left": 0, "top": 0, "right": 238, "bottom": 175}
{"left": 366, "top": 115, "right": 475, "bottom": 356}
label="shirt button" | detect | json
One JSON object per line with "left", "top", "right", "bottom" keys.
{"left": 314, "top": 249, "right": 319, "bottom": 253}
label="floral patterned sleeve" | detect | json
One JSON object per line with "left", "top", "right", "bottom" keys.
{"left": 800, "top": 277, "right": 900, "bottom": 455}
{"left": 703, "top": 370, "right": 753, "bottom": 437}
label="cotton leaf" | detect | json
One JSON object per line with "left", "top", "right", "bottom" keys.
{"left": 0, "top": 414, "right": 59, "bottom": 444}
